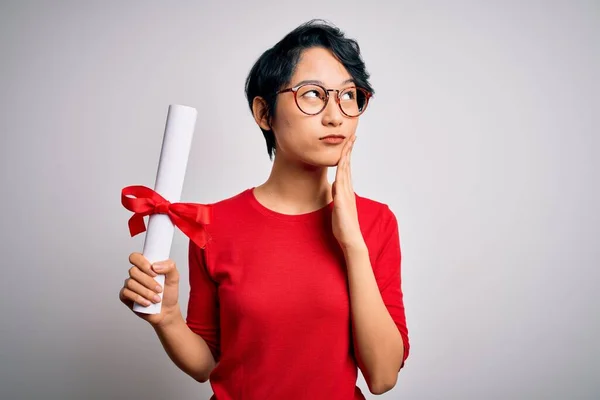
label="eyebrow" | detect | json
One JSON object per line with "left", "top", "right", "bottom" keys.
{"left": 293, "top": 78, "right": 356, "bottom": 87}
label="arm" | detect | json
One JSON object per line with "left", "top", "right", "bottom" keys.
{"left": 345, "top": 244, "right": 405, "bottom": 395}
{"left": 153, "top": 312, "right": 216, "bottom": 382}
{"left": 329, "top": 138, "right": 409, "bottom": 393}
{"left": 344, "top": 206, "right": 409, "bottom": 395}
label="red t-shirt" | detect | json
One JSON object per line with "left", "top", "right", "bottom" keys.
{"left": 185, "top": 188, "right": 409, "bottom": 400}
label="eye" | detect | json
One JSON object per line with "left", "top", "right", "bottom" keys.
{"left": 340, "top": 89, "right": 356, "bottom": 101}
{"left": 302, "top": 90, "right": 321, "bottom": 98}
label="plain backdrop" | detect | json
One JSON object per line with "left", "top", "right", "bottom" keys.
{"left": 1, "top": 1, "right": 598, "bottom": 399}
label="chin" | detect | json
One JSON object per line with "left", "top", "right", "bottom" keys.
{"left": 301, "top": 154, "right": 340, "bottom": 168}
{"left": 291, "top": 146, "right": 343, "bottom": 168}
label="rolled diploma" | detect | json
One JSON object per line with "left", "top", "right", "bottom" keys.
{"left": 133, "top": 104, "right": 197, "bottom": 314}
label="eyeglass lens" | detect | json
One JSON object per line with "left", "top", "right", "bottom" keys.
{"left": 295, "top": 85, "right": 368, "bottom": 116}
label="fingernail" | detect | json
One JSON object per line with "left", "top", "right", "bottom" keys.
{"left": 153, "top": 263, "right": 164, "bottom": 272}
{"left": 155, "top": 285, "right": 162, "bottom": 293}
{"left": 153, "top": 294, "right": 161, "bottom": 303}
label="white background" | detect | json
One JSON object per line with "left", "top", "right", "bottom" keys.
{"left": 1, "top": 1, "right": 598, "bottom": 399}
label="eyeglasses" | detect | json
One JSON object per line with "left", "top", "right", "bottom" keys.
{"left": 276, "top": 83, "right": 372, "bottom": 117}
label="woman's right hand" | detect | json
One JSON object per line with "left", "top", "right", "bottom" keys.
{"left": 119, "top": 252, "right": 181, "bottom": 327}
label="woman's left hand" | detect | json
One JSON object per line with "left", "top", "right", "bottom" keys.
{"left": 332, "top": 135, "right": 365, "bottom": 250}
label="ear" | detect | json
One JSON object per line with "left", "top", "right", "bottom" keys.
{"left": 251, "top": 96, "right": 272, "bottom": 131}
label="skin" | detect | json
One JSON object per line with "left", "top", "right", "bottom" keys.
{"left": 251, "top": 46, "right": 361, "bottom": 223}
{"left": 119, "top": 46, "right": 404, "bottom": 392}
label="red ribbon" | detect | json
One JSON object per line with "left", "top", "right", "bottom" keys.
{"left": 121, "top": 185, "right": 212, "bottom": 248}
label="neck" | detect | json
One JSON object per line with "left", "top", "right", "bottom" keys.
{"left": 254, "top": 153, "right": 332, "bottom": 215}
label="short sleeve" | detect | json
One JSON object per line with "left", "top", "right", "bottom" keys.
{"left": 186, "top": 239, "right": 221, "bottom": 362}
{"left": 374, "top": 205, "right": 410, "bottom": 369}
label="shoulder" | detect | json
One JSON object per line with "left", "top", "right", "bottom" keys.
{"left": 206, "top": 188, "right": 251, "bottom": 207}
{"left": 202, "top": 187, "right": 254, "bottom": 217}
{"left": 355, "top": 192, "right": 397, "bottom": 223}
{"left": 197, "top": 187, "right": 257, "bottom": 237}
{"left": 353, "top": 192, "right": 400, "bottom": 252}
{"left": 189, "top": 187, "right": 253, "bottom": 252}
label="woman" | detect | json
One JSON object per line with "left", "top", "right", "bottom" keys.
{"left": 119, "top": 19, "right": 410, "bottom": 400}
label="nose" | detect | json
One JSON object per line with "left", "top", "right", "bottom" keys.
{"left": 321, "top": 91, "right": 343, "bottom": 127}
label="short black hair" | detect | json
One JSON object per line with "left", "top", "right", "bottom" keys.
{"left": 244, "top": 19, "right": 375, "bottom": 160}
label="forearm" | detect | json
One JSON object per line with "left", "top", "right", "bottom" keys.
{"left": 344, "top": 244, "right": 404, "bottom": 394}
{"left": 153, "top": 310, "right": 216, "bottom": 382}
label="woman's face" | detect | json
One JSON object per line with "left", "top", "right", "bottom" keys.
{"left": 268, "top": 47, "right": 361, "bottom": 168}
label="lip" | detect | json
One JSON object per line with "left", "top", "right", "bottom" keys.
{"left": 320, "top": 135, "right": 346, "bottom": 144}
{"left": 320, "top": 135, "right": 346, "bottom": 140}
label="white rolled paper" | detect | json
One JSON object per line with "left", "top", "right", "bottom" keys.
{"left": 133, "top": 104, "right": 198, "bottom": 314}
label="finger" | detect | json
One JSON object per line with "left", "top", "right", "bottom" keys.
{"left": 340, "top": 137, "right": 352, "bottom": 161}
{"left": 347, "top": 138, "right": 355, "bottom": 190}
{"left": 152, "top": 259, "right": 179, "bottom": 286}
{"left": 340, "top": 154, "right": 349, "bottom": 193}
{"left": 121, "top": 287, "right": 153, "bottom": 307}
{"left": 125, "top": 276, "right": 162, "bottom": 304}
{"left": 334, "top": 154, "right": 343, "bottom": 185}
{"left": 340, "top": 141, "right": 349, "bottom": 166}
{"left": 129, "top": 252, "right": 157, "bottom": 277}
{"left": 119, "top": 286, "right": 134, "bottom": 308}
{"left": 335, "top": 137, "right": 353, "bottom": 187}
{"left": 345, "top": 135, "right": 355, "bottom": 159}
{"left": 336, "top": 157, "right": 346, "bottom": 189}
{"left": 130, "top": 266, "right": 163, "bottom": 293}
{"left": 348, "top": 136, "right": 356, "bottom": 159}
{"left": 342, "top": 139, "right": 352, "bottom": 176}
{"left": 346, "top": 135, "right": 355, "bottom": 153}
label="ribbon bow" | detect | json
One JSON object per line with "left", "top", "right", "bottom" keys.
{"left": 121, "top": 185, "right": 212, "bottom": 248}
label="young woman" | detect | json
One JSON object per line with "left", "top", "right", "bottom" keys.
{"left": 119, "top": 19, "right": 410, "bottom": 400}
